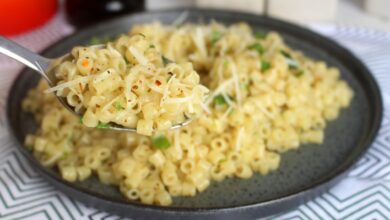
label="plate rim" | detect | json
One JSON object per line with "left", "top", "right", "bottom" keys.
{"left": 6, "top": 7, "right": 383, "bottom": 218}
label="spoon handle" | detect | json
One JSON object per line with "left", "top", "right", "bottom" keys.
{"left": 0, "top": 36, "right": 51, "bottom": 75}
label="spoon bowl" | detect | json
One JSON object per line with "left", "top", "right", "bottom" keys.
{"left": 0, "top": 36, "right": 192, "bottom": 132}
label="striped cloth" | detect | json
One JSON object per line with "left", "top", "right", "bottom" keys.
{"left": 0, "top": 14, "right": 389, "bottom": 219}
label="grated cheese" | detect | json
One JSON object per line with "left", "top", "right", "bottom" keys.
{"left": 164, "top": 96, "right": 193, "bottom": 104}
{"left": 192, "top": 27, "right": 207, "bottom": 57}
{"left": 221, "top": 92, "right": 236, "bottom": 108}
{"left": 93, "top": 69, "right": 115, "bottom": 83}
{"left": 253, "top": 101, "right": 273, "bottom": 119}
{"left": 188, "top": 102, "right": 194, "bottom": 113}
{"left": 220, "top": 105, "right": 233, "bottom": 121}
{"left": 200, "top": 101, "right": 211, "bottom": 114}
{"left": 44, "top": 76, "right": 91, "bottom": 93}
{"left": 160, "top": 74, "right": 176, "bottom": 107}
{"left": 129, "top": 46, "right": 148, "bottom": 65}
{"left": 205, "top": 78, "right": 234, "bottom": 105}
{"left": 230, "top": 61, "right": 242, "bottom": 105}
{"left": 235, "top": 127, "right": 244, "bottom": 152}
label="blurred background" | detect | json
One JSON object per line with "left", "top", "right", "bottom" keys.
{"left": 0, "top": 0, "right": 389, "bottom": 36}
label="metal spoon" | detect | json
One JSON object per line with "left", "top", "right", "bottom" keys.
{"left": 0, "top": 36, "right": 192, "bottom": 132}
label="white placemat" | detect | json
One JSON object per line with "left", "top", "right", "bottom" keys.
{"left": 0, "top": 16, "right": 389, "bottom": 220}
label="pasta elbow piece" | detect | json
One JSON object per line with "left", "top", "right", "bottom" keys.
{"left": 137, "top": 119, "right": 154, "bottom": 136}
{"left": 77, "top": 166, "right": 92, "bottom": 181}
{"left": 181, "top": 181, "right": 197, "bottom": 197}
{"left": 148, "top": 150, "right": 166, "bottom": 167}
{"left": 83, "top": 109, "right": 99, "bottom": 127}
{"left": 155, "top": 189, "right": 172, "bottom": 206}
{"left": 61, "top": 166, "right": 78, "bottom": 182}
{"left": 34, "top": 137, "right": 48, "bottom": 152}
{"left": 139, "top": 188, "right": 155, "bottom": 204}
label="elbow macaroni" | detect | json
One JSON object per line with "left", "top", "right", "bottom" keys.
{"left": 22, "top": 22, "right": 353, "bottom": 206}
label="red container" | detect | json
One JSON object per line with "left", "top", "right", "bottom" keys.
{"left": 0, "top": 0, "right": 57, "bottom": 36}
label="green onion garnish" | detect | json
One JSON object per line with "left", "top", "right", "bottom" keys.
{"left": 247, "top": 42, "right": 264, "bottom": 54}
{"left": 60, "top": 151, "right": 70, "bottom": 160}
{"left": 261, "top": 60, "right": 271, "bottom": 72}
{"left": 214, "top": 94, "right": 227, "bottom": 105}
{"left": 223, "top": 60, "right": 229, "bottom": 68}
{"left": 280, "top": 50, "right": 299, "bottom": 69}
{"left": 149, "top": 44, "right": 156, "bottom": 49}
{"left": 152, "top": 135, "right": 171, "bottom": 149}
{"left": 210, "top": 30, "right": 222, "bottom": 47}
{"left": 90, "top": 36, "right": 112, "bottom": 45}
{"left": 295, "top": 70, "right": 304, "bottom": 77}
{"left": 79, "top": 116, "right": 84, "bottom": 124}
{"left": 162, "top": 55, "right": 173, "bottom": 66}
{"left": 96, "top": 122, "right": 110, "bottom": 129}
{"left": 280, "top": 50, "right": 292, "bottom": 58}
{"left": 240, "top": 82, "right": 249, "bottom": 90}
{"left": 114, "top": 101, "right": 125, "bottom": 110}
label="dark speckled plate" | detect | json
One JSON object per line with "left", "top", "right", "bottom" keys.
{"left": 6, "top": 9, "right": 382, "bottom": 220}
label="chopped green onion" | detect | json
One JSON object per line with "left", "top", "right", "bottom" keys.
{"left": 79, "top": 116, "right": 84, "bottom": 124}
{"left": 149, "top": 44, "right": 156, "bottom": 48}
{"left": 210, "top": 30, "right": 222, "bottom": 47}
{"left": 223, "top": 60, "right": 229, "bottom": 68}
{"left": 90, "top": 37, "right": 100, "bottom": 45}
{"left": 90, "top": 36, "right": 112, "bottom": 45}
{"left": 213, "top": 94, "right": 227, "bottom": 105}
{"left": 138, "top": 33, "right": 146, "bottom": 38}
{"left": 295, "top": 70, "right": 304, "bottom": 77}
{"left": 152, "top": 135, "right": 171, "bottom": 149}
{"left": 240, "top": 82, "right": 249, "bottom": 90}
{"left": 247, "top": 42, "right": 264, "bottom": 54}
{"left": 261, "top": 60, "right": 271, "bottom": 72}
{"left": 255, "top": 31, "right": 267, "bottom": 39}
{"left": 162, "top": 55, "right": 173, "bottom": 66}
{"left": 280, "top": 50, "right": 299, "bottom": 69}
{"left": 96, "top": 122, "right": 110, "bottom": 129}
{"left": 114, "top": 101, "right": 125, "bottom": 110}
{"left": 60, "top": 151, "right": 70, "bottom": 160}
{"left": 280, "top": 50, "right": 292, "bottom": 58}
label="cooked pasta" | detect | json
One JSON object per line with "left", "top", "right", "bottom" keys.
{"left": 48, "top": 34, "right": 209, "bottom": 135}
{"left": 22, "top": 22, "right": 353, "bottom": 206}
